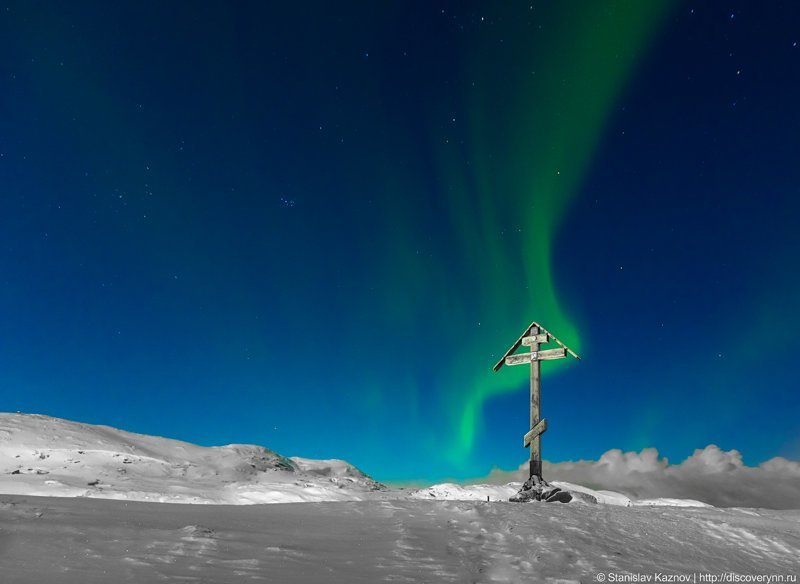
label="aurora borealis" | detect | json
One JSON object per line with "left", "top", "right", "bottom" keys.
{"left": 2, "top": 2, "right": 799, "bottom": 482}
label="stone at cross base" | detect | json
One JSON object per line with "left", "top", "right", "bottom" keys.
{"left": 509, "top": 474, "right": 573, "bottom": 504}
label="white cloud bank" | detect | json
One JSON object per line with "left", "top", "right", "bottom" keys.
{"left": 478, "top": 445, "right": 800, "bottom": 509}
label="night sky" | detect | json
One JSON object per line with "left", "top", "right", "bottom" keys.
{"left": 2, "top": 2, "right": 799, "bottom": 483}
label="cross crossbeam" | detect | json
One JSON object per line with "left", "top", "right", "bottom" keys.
{"left": 504, "top": 347, "right": 566, "bottom": 366}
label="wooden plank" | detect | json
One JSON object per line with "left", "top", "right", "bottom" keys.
{"left": 536, "top": 347, "right": 567, "bottom": 360}
{"left": 531, "top": 321, "right": 582, "bottom": 360}
{"left": 521, "top": 333, "right": 549, "bottom": 346}
{"left": 505, "top": 353, "right": 533, "bottom": 366}
{"left": 504, "top": 347, "right": 566, "bottom": 366}
{"left": 492, "top": 322, "right": 538, "bottom": 372}
{"left": 523, "top": 418, "right": 548, "bottom": 448}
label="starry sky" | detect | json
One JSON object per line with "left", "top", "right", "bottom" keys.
{"left": 1, "top": 2, "right": 799, "bottom": 483}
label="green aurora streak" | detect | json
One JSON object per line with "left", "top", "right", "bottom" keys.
{"left": 374, "top": 2, "right": 675, "bottom": 468}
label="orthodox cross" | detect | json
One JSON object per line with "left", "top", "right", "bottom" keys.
{"left": 493, "top": 321, "right": 580, "bottom": 480}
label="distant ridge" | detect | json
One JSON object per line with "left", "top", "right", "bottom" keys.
{"left": 0, "top": 413, "right": 385, "bottom": 504}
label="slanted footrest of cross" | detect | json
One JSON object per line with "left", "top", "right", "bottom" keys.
{"left": 523, "top": 418, "right": 547, "bottom": 448}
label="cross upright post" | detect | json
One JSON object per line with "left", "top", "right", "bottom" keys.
{"left": 528, "top": 326, "right": 542, "bottom": 480}
{"left": 492, "top": 320, "right": 579, "bottom": 485}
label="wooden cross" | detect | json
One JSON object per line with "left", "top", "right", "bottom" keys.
{"left": 493, "top": 321, "right": 580, "bottom": 480}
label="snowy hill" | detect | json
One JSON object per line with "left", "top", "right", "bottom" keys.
{"left": 0, "top": 413, "right": 733, "bottom": 508}
{"left": 0, "top": 413, "right": 384, "bottom": 504}
{"left": 2, "top": 412, "right": 780, "bottom": 511}
{"left": 406, "top": 480, "right": 714, "bottom": 507}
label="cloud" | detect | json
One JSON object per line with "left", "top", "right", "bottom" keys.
{"left": 473, "top": 445, "right": 800, "bottom": 509}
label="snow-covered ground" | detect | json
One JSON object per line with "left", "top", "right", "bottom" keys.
{"left": 2, "top": 494, "right": 798, "bottom": 583}
{"left": 2, "top": 413, "right": 799, "bottom": 582}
